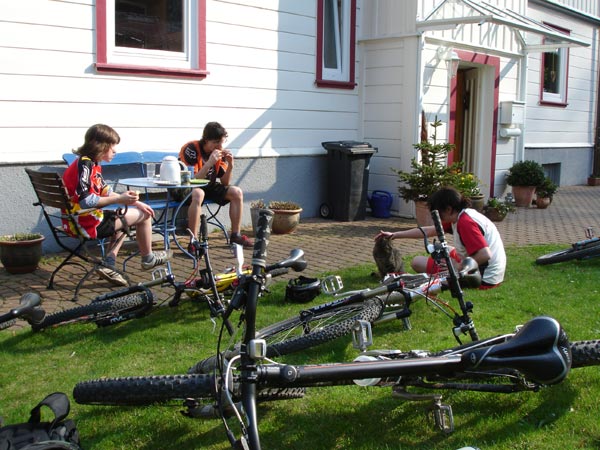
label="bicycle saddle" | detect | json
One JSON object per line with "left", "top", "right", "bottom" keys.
{"left": 462, "top": 316, "right": 571, "bottom": 385}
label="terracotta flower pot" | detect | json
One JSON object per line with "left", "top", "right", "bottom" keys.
{"left": 536, "top": 196, "right": 551, "bottom": 209}
{"left": 271, "top": 208, "right": 302, "bottom": 234}
{"left": 484, "top": 207, "right": 506, "bottom": 222}
{"left": 414, "top": 200, "right": 433, "bottom": 226}
{"left": 511, "top": 185, "right": 536, "bottom": 207}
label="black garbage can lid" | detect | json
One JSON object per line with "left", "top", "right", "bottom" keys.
{"left": 321, "top": 141, "right": 377, "bottom": 154}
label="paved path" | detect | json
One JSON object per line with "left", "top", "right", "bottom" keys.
{"left": 1, "top": 185, "right": 599, "bottom": 325}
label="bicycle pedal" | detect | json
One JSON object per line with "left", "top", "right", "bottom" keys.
{"left": 351, "top": 319, "right": 373, "bottom": 351}
{"left": 430, "top": 399, "right": 454, "bottom": 433}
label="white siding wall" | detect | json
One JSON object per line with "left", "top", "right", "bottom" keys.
{"left": 0, "top": 0, "right": 361, "bottom": 164}
{"left": 360, "top": 37, "right": 420, "bottom": 217}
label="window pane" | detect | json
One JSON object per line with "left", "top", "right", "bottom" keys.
{"left": 543, "top": 49, "right": 560, "bottom": 94}
{"left": 115, "top": 0, "right": 183, "bottom": 52}
{"left": 323, "top": 0, "right": 339, "bottom": 69}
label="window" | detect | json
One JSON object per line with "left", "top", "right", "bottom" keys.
{"left": 316, "top": 0, "right": 356, "bottom": 89}
{"left": 96, "top": 0, "right": 207, "bottom": 78}
{"left": 540, "top": 24, "right": 570, "bottom": 105}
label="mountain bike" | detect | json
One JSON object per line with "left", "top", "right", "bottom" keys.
{"left": 32, "top": 214, "right": 304, "bottom": 332}
{"left": 536, "top": 226, "right": 600, "bottom": 265}
{"left": 0, "top": 293, "right": 46, "bottom": 331}
{"left": 73, "top": 209, "right": 600, "bottom": 449}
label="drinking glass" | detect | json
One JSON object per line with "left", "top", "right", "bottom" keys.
{"left": 145, "top": 163, "right": 156, "bottom": 179}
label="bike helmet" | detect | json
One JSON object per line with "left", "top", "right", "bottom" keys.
{"left": 285, "top": 276, "right": 321, "bottom": 303}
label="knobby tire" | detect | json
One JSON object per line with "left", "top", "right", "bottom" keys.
{"left": 32, "top": 293, "right": 151, "bottom": 331}
{"left": 570, "top": 340, "right": 600, "bottom": 368}
{"left": 73, "top": 374, "right": 304, "bottom": 406}
{"left": 535, "top": 240, "right": 600, "bottom": 265}
{"left": 256, "top": 299, "right": 385, "bottom": 357}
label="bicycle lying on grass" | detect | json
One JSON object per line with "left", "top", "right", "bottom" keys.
{"left": 536, "top": 226, "right": 600, "bottom": 265}
{"left": 73, "top": 209, "right": 600, "bottom": 449}
{"left": 247, "top": 227, "right": 482, "bottom": 359}
{"left": 0, "top": 293, "right": 46, "bottom": 331}
{"left": 31, "top": 214, "right": 303, "bottom": 332}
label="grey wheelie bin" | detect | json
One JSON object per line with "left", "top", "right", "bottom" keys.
{"left": 320, "top": 141, "right": 377, "bottom": 221}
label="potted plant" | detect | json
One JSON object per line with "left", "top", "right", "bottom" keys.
{"left": 393, "top": 116, "right": 462, "bottom": 226}
{"left": 250, "top": 199, "right": 266, "bottom": 235}
{"left": 268, "top": 201, "right": 303, "bottom": 234}
{"left": 506, "top": 160, "right": 546, "bottom": 207}
{"left": 535, "top": 177, "right": 558, "bottom": 209}
{"left": 454, "top": 171, "right": 484, "bottom": 212}
{"left": 0, "top": 233, "right": 45, "bottom": 274}
{"left": 483, "top": 197, "right": 516, "bottom": 222}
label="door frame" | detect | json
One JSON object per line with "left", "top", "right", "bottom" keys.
{"left": 449, "top": 50, "right": 500, "bottom": 197}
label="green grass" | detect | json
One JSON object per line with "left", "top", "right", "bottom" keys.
{"left": 1, "top": 244, "right": 600, "bottom": 449}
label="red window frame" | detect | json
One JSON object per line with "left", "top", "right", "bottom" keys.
{"left": 316, "top": 0, "right": 356, "bottom": 89}
{"left": 95, "top": 0, "right": 208, "bottom": 79}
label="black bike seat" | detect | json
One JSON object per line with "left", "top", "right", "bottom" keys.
{"left": 462, "top": 316, "right": 571, "bottom": 385}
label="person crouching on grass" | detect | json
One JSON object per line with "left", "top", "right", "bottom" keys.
{"left": 375, "top": 187, "right": 506, "bottom": 289}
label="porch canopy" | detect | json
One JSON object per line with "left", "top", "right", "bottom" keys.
{"left": 417, "top": 0, "right": 589, "bottom": 51}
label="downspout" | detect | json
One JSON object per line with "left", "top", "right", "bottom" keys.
{"left": 517, "top": 50, "right": 528, "bottom": 163}
{"left": 592, "top": 28, "right": 600, "bottom": 179}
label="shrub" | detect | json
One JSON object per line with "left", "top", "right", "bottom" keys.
{"left": 506, "top": 160, "right": 545, "bottom": 187}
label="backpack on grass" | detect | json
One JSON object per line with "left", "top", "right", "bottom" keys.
{"left": 0, "top": 392, "right": 81, "bottom": 450}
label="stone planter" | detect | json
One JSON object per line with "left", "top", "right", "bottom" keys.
{"left": 511, "top": 185, "right": 536, "bottom": 207}
{"left": 271, "top": 208, "right": 302, "bottom": 234}
{"left": 414, "top": 200, "right": 433, "bottom": 227}
{"left": 469, "top": 195, "right": 485, "bottom": 212}
{"left": 0, "top": 235, "right": 45, "bottom": 274}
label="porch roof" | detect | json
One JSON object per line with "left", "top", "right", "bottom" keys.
{"left": 417, "top": 0, "right": 589, "bottom": 51}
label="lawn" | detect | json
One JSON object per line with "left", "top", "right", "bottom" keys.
{"left": 1, "top": 244, "right": 599, "bottom": 449}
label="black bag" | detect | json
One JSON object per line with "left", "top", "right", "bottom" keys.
{"left": 0, "top": 393, "right": 81, "bottom": 450}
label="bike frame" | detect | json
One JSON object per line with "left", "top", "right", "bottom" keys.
{"left": 229, "top": 209, "right": 571, "bottom": 450}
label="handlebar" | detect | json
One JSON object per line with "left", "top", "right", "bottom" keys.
{"left": 0, "top": 293, "right": 46, "bottom": 326}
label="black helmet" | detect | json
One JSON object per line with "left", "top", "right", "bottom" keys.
{"left": 285, "top": 276, "right": 321, "bottom": 303}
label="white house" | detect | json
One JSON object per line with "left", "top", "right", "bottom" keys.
{"left": 362, "top": 0, "right": 600, "bottom": 218}
{"left": 1, "top": 0, "right": 598, "bottom": 251}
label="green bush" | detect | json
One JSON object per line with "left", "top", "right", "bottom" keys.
{"left": 506, "top": 160, "right": 545, "bottom": 187}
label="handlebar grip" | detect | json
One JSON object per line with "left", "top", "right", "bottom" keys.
{"left": 431, "top": 210, "right": 445, "bottom": 242}
{"left": 200, "top": 214, "right": 207, "bottom": 241}
{"left": 252, "top": 209, "right": 274, "bottom": 268}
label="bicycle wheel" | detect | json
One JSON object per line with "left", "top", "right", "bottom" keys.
{"left": 535, "top": 240, "right": 600, "bottom": 265}
{"left": 73, "top": 373, "right": 304, "bottom": 406}
{"left": 256, "top": 298, "right": 385, "bottom": 357}
{"left": 570, "top": 340, "right": 600, "bottom": 368}
{"left": 32, "top": 292, "right": 152, "bottom": 331}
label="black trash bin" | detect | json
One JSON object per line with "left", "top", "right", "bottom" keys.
{"left": 320, "top": 141, "right": 377, "bottom": 221}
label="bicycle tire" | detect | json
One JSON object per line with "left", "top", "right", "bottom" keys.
{"left": 570, "top": 340, "right": 600, "bottom": 368}
{"left": 535, "top": 240, "right": 600, "bottom": 265}
{"left": 256, "top": 298, "right": 385, "bottom": 357}
{"left": 31, "top": 293, "right": 151, "bottom": 331}
{"left": 0, "top": 319, "right": 16, "bottom": 331}
{"left": 73, "top": 374, "right": 304, "bottom": 406}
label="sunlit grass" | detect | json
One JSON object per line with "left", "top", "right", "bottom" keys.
{"left": 1, "top": 244, "right": 599, "bottom": 449}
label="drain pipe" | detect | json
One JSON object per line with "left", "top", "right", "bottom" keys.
{"left": 592, "top": 28, "right": 600, "bottom": 180}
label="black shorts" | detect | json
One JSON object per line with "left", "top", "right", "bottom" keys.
{"left": 96, "top": 210, "right": 118, "bottom": 239}
{"left": 202, "top": 183, "right": 230, "bottom": 206}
